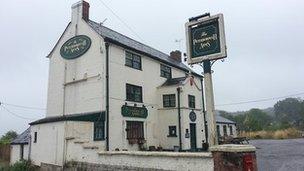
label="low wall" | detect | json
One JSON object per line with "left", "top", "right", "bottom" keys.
{"left": 65, "top": 151, "right": 214, "bottom": 171}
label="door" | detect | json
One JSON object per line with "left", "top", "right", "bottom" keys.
{"left": 190, "top": 123, "right": 197, "bottom": 151}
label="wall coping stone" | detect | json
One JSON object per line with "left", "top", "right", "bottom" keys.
{"left": 97, "top": 151, "right": 212, "bottom": 158}
{"left": 210, "top": 144, "right": 256, "bottom": 152}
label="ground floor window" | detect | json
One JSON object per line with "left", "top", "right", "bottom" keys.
{"left": 216, "top": 125, "right": 220, "bottom": 137}
{"left": 94, "top": 120, "right": 105, "bottom": 141}
{"left": 126, "top": 121, "right": 145, "bottom": 144}
{"left": 168, "top": 126, "right": 177, "bottom": 137}
{"left": 229, "top": 125, "right": 233, "bottom": 135}
{"left": 33, "top": 132, "right": 37, "bottom": 143}
{"left": 223, "top": 125, "right": 227, "bottom": 136}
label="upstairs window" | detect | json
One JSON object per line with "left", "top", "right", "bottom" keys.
{"left": 188, "top": 95, "right": 195, "bottom": 108}
{"left": 125, "top": 51, "right": 142, "bottom": 70}
{"left": 94, "top": 120, "right": 105, "bottom": 141}
{"left": 163, "top": 94, "right": 176, "bottom": 107}
{"left": 126, "top": 84, "right": 143, "bottom": 102}
{"left": 160, "top": 64, "right": 171, "bottom": 79}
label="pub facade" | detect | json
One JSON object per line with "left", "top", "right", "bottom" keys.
{"left": 28, "top": 1, "right": 208, "bottom": 166}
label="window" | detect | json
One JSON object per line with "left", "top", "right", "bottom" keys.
{"left": 188, "top": 95, "right": 195, "bottom": 108}
{"left": 160, "top": 64, "right": 171, "bottom": 79}
{"left": 229, "top": 125, "right": 233, "bottom": 135}
{"left": 126, "top": 121, "right": 144, "bottom": 144}
{"left": 94, "top": 120, "right": 105, "bottom": 141}
{"left": 168, "top": 126, "right": 177, "bottom": 137}
{"left": 126, "top": 84, "right": 143, "bottom": 102}
{"left": 125, "top": 51, "right": 142, "bottom": 70}
{"left": 33, "top": 132, "right": 37, "bottom": 143}
{"left": 223, "top": 125, "right": 227, "bottom": 136}
{"left": 163, "top": 94, "right": 176, "bottom": 107}
{"left": 216, "top": 125, "right": 220, "bottom": 138}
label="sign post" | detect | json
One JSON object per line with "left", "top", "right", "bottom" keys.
{"left": 185, "top": 13, "right": 227, "bottom": 146}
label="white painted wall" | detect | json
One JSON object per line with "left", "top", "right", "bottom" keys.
{"left": 10, "top": 145, "right": 19, "bottom": 164}
{"left": 93, "top": 151, "right": 214, "bottom": 171}
{"left": 30, "top": 122, "right": 65, "bottom": 166}
{"left": 46, "top": 4, "right": 106, "bottom": 117}
{"left": 107, "top": 43, "right": 199, "bottom": 151}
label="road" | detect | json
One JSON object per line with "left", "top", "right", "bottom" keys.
{"left": 250, "top": 138, "right": 304, "bottom": 171}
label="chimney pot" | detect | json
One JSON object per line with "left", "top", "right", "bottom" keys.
{"left": 170, "top": 50, "right": 182, "bottom": 62}
{"left": 82, "top": 1, "right": 90, "bottom": 21}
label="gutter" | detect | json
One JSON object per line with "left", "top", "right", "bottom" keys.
{"left": 105, "top": 42, "right": 110, "bottom": 151}
{"left": 177, "top": 87, "right": 182, "bottom": 151}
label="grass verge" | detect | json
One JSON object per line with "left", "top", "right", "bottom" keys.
{"left": 240, "top": 128, "right": 303, "bottom": 139}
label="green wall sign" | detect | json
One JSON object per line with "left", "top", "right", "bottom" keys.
{"left": 60, "top": 35, "right": 91, "bottom": 59}
{"left": 121, "top": 105, "right": 148, "bottom": 118}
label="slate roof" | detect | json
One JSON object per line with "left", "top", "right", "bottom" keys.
{"left": 161, "top": 77, "right": 187, "bottom": 86}
{"left": 216, "top": 115, "right": 236, "bottom": 124}
{"left": 11, "top": 128, "right": 30, "bottom": 145}
{"left": 87, "top": 20, "right": 201, "bottom": 77}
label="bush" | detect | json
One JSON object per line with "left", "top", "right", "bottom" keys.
{"left": 1, "top": 160, "right": 38, "bottom": 171}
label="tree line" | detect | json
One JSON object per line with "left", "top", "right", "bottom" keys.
{"left": 220, "top": 97, "right": 304, "bottom": 132}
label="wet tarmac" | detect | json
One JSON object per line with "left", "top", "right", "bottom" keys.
{"left": 250, "top": 138, "right": 304, "bottom": 171}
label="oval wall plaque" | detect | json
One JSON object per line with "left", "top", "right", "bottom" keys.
{"left": 60, "top": 35, "right": 91, "bottom": 59}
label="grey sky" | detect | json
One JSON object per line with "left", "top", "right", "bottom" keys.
{"left": 1, "top": 0, "right": 304, "bottom": 136}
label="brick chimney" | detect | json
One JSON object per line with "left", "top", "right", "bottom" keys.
{"left": 170, "top": 50, "right": 182, "bottom": 62}
{"left": 71, "top": 1, "right": 90, "bottom": 23}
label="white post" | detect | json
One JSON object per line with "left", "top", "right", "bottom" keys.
{"left": 203, "top": 60, "right": 218, "bottom": 146}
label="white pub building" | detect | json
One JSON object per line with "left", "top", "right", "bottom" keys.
{"left": 11, "top": 1, "right": 236, "bottom": 167}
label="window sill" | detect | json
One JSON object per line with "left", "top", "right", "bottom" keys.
{"left": 125, "top": 100, "right": 143, "bottom": 103}
{"left": 167, "top": 135, "right": 177, "bottom": 137}
{"left": 94, "top": 138, "right": 105, "bottom": 141}
{"left": 125, "top": 64, "right": 142, "bottom": 71}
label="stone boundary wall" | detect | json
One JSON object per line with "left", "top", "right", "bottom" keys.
{"left": 64, "top": 151, "right": 214, "bottom": 171}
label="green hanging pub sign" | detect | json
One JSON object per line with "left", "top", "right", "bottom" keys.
{"left": 185, "top": 13, "right": 227, "bottom": 64}
{"left": 121, "top": 105, "right": 148, "bottom": 118}
{"left": 60, "top": 35, "right": 91, "bottom": 59}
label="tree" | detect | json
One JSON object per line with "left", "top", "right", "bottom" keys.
{"left": 243, "top": 108, "right": 272, "bottom": 131}
{"left": 274, "top": 98, "right": 304, "bottom": 128}
{"left": 0, "top": 130, "right": 18, "bottom": 144}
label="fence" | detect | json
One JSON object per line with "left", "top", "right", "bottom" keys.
{"left": 0, "top": 144, "right": 10, "bottom": 162}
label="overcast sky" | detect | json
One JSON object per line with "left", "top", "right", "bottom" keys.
{"left": 1, "top": 0, "right": 304, "bottom": 136}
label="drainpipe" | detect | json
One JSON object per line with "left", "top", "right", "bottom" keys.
{"left": 177, "top": 87, "right": 182, "bottom": 151}
{"left": 200, "top": 78, "right": 208, "bottom": 145}
{"left": 105, "top": 42, "right": 110, "bottom": 151}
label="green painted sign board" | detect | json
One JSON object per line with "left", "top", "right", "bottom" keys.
{"left": 121, "top": 105, "right": 148, "bottom": 118}
{"left": 190, "top": 19, "right": 220, "bottom": 58}
{"left": 60, "top": 35, "right": 91, "bottom": 59}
